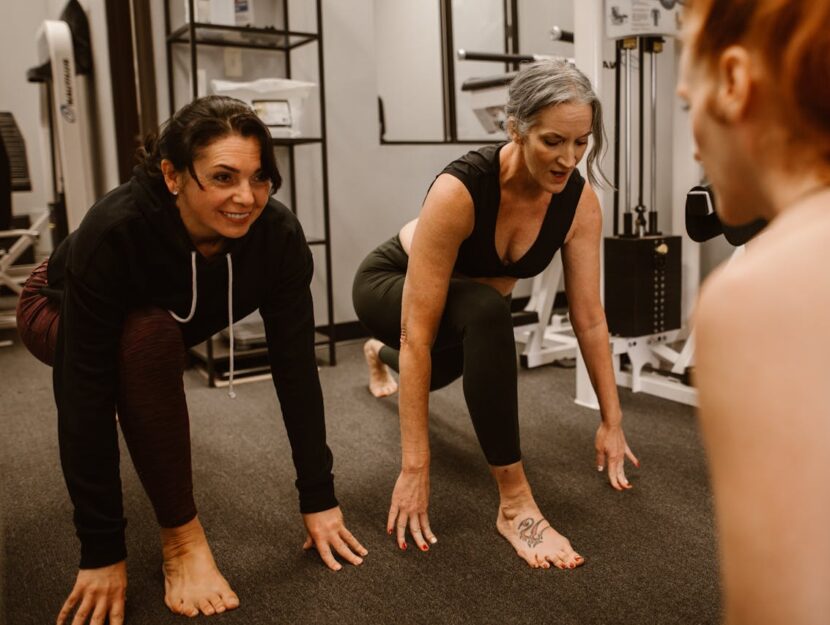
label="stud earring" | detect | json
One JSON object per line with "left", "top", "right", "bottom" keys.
{"left": 171, "top": 189, "right": 178, "bottom": 196}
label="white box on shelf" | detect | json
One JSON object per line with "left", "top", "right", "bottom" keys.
{"left": 234, "top": 0, "right": 254, "bottom": 26}
{"left": 184, "top": 0, "right": 235, "bottom": 25}
{"left": 211, "top": 78, "right": 316, "bottom": 137}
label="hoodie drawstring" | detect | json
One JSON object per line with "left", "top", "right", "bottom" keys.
{"left": 168, "top": 252, "right": 198, "bottom": 323}
{"left": 167, "top": 250, "right": 237, "bottom": 399}
{"left": 226, "top": 253, "right": 236, "bottom": 399}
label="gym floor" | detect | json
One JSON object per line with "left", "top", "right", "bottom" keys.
{"left": 0, "top": 331, "right": 720, "bottom": 625}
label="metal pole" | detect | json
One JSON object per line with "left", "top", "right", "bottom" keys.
{"left": 625, "top": 47, "right": 631, "bottom": 218}
{"left": 650, "top": 43, "right": 658, "bottom": 233}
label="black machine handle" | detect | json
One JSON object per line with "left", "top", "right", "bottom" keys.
{"left": 685, "top": 185, "right": 767, "bottom": 246}
{"left": 457, "top": 50, "right": 539, "bottom": 64}
{"left": 549, "top": 26, "right": 574, "bottom": 43}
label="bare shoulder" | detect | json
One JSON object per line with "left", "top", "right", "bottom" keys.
{"left": 412, "top": 173, "right": 475, "bottom": 253}
{"left": 564, "top": 181, "right": 601, "bottom": 245}
{"left": 695, "top": 204, "right": 830, "bottom": 414}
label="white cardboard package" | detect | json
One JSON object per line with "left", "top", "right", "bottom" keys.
{"left": 211, "top": 78, "right": 316, "bottom": 138}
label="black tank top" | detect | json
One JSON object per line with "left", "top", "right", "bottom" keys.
{"left": 439, "top": 143, "right": 584, "bottom": 279}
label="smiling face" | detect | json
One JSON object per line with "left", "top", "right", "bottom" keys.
{"left": 162, "top": 133, "right": 271, "bottom": 253}
{"left": 514, "top": 102, "right": 593, "bottom": 193}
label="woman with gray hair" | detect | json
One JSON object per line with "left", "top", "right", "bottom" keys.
{"left": 352, "top": 59, "right": 637, "bottom": 568}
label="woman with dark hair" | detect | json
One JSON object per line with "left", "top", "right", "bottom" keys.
{"left": 677, "top": 1, "right": 830, "bottom": 623}
{"left": 16, "top": 95, "right": 367, "bottom": 624}
{"left": 353, "top": 59, "right": 638, "bottom": 569}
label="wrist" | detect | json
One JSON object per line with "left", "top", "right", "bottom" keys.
{"left": 401, "top": 450, "right": 430, "bottom": 472}
{"left": 601, "top": 412, "right": 622, "bottom": 427}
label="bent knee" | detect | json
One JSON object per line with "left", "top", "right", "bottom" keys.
{"left": 462, "top": 287, "right": 512, "bottom": 330}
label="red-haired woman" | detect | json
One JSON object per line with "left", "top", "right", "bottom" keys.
{"left": 677, "top": 2, "right": 830, "bottom": 623}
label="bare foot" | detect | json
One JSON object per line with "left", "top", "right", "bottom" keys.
{"left": 363, "top": 339, "right": 398, "bottom": 397}
{"left": 496, "top": 500, "right": 585, "bottom": 570}
{"left": 161, "top": 516, "right": 240, "bottom": 617}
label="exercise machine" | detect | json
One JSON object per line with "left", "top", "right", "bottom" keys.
{"left": 27, "top": 0, "right": 97, "bottom": 246}
{"left": 571, "top": 1, "right": 701, "bottom": 408}
{"left": 0, "top": 113, "right": 50, "bottom": 343}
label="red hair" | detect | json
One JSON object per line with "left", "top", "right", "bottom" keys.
{"left": 686, "top": 0, "right": 830, "bottom": 160}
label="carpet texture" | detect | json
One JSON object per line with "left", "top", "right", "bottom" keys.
{"left": 0, "top": 331, "right": 720, "bottom": 625}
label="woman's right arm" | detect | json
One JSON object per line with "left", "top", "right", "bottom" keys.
{"left": 387, "top": 174, "right": 474, "bottom": 552}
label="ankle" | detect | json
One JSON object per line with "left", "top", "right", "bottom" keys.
{"left": 498, "top": 490, "right": 536, "bottom": 517}
{"left": 161, "top": 516, "right": 207, "bottom": 557}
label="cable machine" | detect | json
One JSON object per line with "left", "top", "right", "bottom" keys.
{"left": 575, "top": 0, "right": 697, "bottom": 408}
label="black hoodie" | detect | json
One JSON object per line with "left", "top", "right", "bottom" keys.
{"left": 46, "top": 167, "right": 337, "bottom": 568}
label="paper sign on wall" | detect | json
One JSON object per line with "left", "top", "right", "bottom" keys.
{"left": 605, "top": 0, "right": 681, "bottom": 39}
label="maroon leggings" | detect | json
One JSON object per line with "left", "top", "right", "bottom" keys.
{"left": 16, "top": 260, "right": 197, "bottom": 528}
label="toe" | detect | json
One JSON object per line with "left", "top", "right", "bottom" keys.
{"left": 223, "top": 591, "right": 240, "bottom": 609}
{"left": 209, "top": 593, "right": 225, "bottom": 614}
{"left": 198, "top": 599, "right": 215, "bottom": 616}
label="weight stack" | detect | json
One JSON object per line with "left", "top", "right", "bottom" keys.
{"left": 604, "top": 235, "right": 682, "bottom": 337}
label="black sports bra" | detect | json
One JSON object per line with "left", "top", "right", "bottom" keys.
{"left": 438, "top": 143, "right": 584, "bottom": 279}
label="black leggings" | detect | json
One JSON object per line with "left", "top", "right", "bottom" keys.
{"left": 352, "top": 236, "right": 520, "bottom": 466}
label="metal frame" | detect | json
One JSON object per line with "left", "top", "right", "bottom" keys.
{"left": 163, "top": 0, "right": 337, "bottom": 386}
{"left": 379, "top": 0, "right": 514, "bottom": 146}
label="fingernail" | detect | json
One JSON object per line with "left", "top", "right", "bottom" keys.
{"left": 362, "top": 549, "right": 369, "bottom": 556}
{"left": 597, "top": 466, "right": 603, "bottom": 472}
{"left": 355, "top": 558, "right": 363, "bottom": 565}
{"left": 429, "top": 537, "right": 437, "bottom": 544}
{"left": 420, "top": 544, "right": 429, "bottom": 552}
{"left": 569, "top": 563, "right": 575, "bottom": 569}
{"left": 387, "top": 528, "right": 392, "bottom": 535}
{"left": 402, "top": 542, "right": 407, "bottom": 551}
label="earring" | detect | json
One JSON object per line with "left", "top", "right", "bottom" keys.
{"left": 171, "top": 189, "right": 178, "bottom": 196}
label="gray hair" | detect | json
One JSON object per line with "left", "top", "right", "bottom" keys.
{"left": 505, "top": 58, "right": 611, "bottom": 188}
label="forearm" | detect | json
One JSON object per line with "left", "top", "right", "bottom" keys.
{"left": 574, "top": 317, "right": 622, "bottom": 425}
{"left": 265, "top": 305, "right": 337, "bottom": 513}
{"left": 397, "top": 342, "right": 432, "bottom": 469}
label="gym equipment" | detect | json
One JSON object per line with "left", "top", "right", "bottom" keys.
{"left": 27, "top": 0, "right": 97, "bottom": 246}
{"left": 457, "top": 25, "right": 575, "bottom": 136}
{"left": 685, "top": 185, "right": 767, "bottom": 245}
{"left": 573, "top": 2, "right": 695, "bottom": 407}
{"left": 0, "top": 113, "right": 50, "bottom": 340}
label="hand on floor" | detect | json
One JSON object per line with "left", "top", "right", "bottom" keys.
{"left": 56, "top": 560, "right": 127, "bottom": 625}
{"left": 387, "top": 466, "right": 437, "bottom": 552}
{"left": 302, "top": 506, "right": 368, "bottom": 571}
{"left": 595, "top": 421, "right": 640, "bottom": 491}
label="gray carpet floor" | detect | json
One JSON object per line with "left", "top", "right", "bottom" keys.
{"left": 0, "top": 329, "right": 720, "bottom": 625}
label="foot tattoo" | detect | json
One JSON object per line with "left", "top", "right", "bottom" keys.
{"left": 517, "top": 518, "right": 549, "bottom": 548}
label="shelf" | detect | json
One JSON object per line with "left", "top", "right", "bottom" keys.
{"left": 271, "top": 137, "right": 322, "bottom": 146}
{"left": 165, "top": 0, "right": 336, "bottom": 375}
{"left": 190, "top": 331, "right": 333, "bottom": 363}
{"left": 168, "top": 23, "right": 318, "bottom": 51}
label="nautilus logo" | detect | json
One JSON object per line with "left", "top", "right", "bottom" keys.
{"left": 60, "top": 104, "right": 76, "bottom": 123}
{"left": 61, "top": 58, "right": 76, "bottom": 123}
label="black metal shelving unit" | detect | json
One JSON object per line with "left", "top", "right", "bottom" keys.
{"left": 164, "top": 0, "right": 337, "bottom": 387}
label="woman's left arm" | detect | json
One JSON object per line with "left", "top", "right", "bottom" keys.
{"left": 561, "top": 184, "right": 639, "bottom": 490}
{"left": 261, "top": 217, "right": 367, "bottom": 570}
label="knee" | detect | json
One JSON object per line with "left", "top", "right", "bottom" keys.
{"left": 120, "top": 307, "right": 185, "bottom": 369}
{"left": 463, "top": 288, "right": 512, "bottom": 333}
